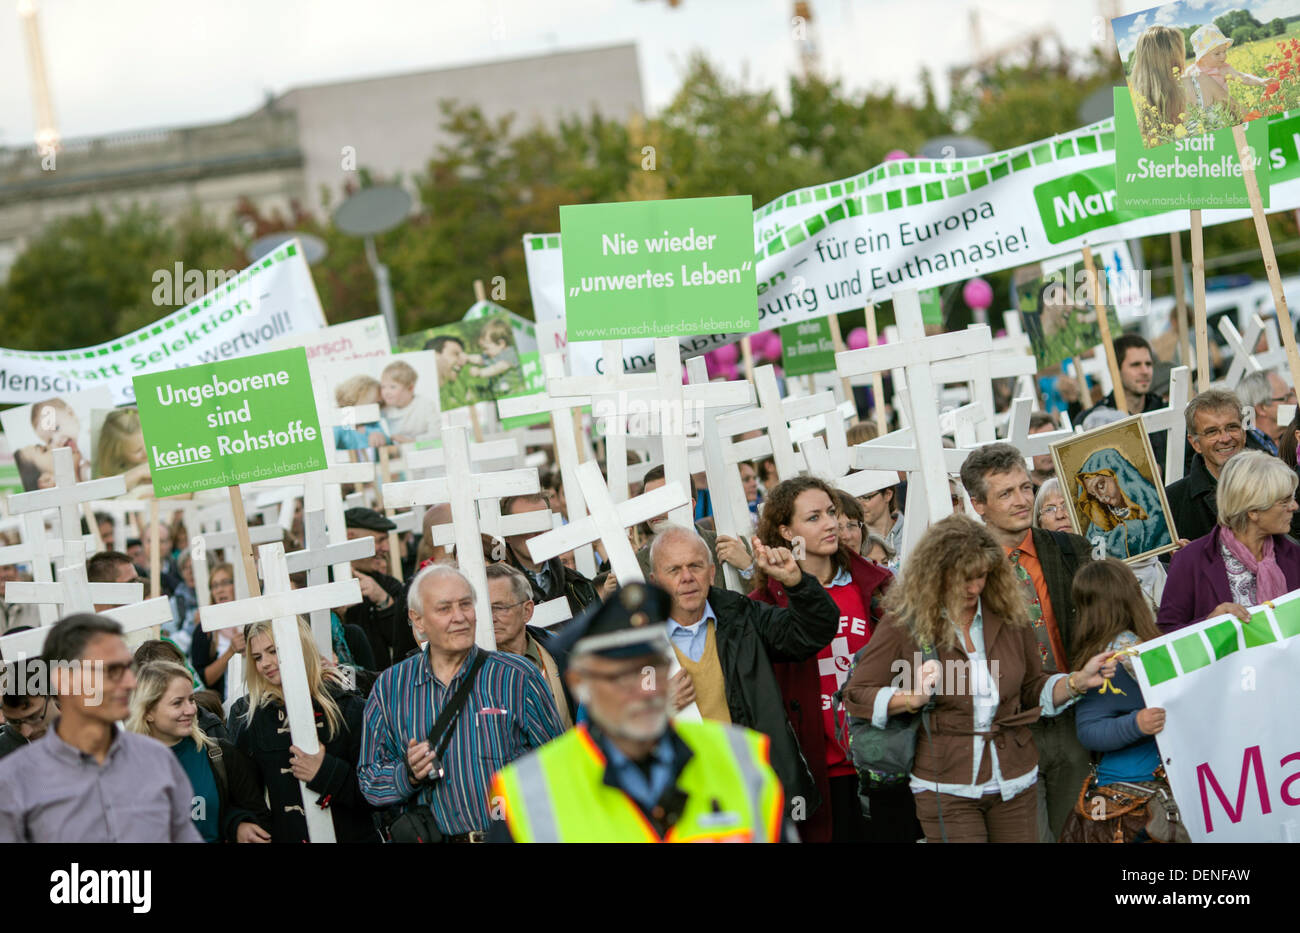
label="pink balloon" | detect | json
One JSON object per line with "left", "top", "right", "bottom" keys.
{"left": 884, "top": 149, "right": 909, "bottom": 161}
{"left": 963, "top": 277, "right": 993, "bottom": 311}
{"left": 713, "top": 342, "right": 739, "bottom": 365}
{"left": 718, "top": 361, "right": 738, "bottom": 381}
{"left": 847, "top": 326, "right": 871, "bottom": 350}
{"left": 703, "top": 351, "right": 721, "bottom": 378}
{"left": 763, "top": 332, "right": 783, "bottom": 359}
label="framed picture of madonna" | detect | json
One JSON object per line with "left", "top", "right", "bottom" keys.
{"left": 1049, "top": 415, "right": 1179, "bottom": 564}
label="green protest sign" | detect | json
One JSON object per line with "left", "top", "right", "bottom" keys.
{"left": 1113, "top": 88, "right": 1269, "bottom": 211}
{"left": 779, "top": 319, "right": 835, "bottom": 377}
{"left": 133, "top": 347, "right": 326, "bottom": 496}
{"left": 919, "top": 287, "right": 943, "bottom": 325}
{"left": 559, "top": 195, "right": 758, "bottom": 341}
{"left": 499, "top": 351, "right": 550, "bottom": 429}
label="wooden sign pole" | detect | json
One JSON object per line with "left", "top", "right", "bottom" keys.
{"left": 865, "top": 304, "right": 887, "bottom": 434}
{"left": 375, "top": 446, "right": 403, "bottom": 579}
{"left": 148, "top": 499, "right": 161, "bottom": 600}
{"left": 740, "top": 336, "right": 756, "bottom": 382}
{"left": 1081, "top": 245, "right": 1128, "bottom": 414}
{"left": 227, "top": 486, "right": 262, "bottom": 598}
{"left": 1233, "top": 124, "right": 1300, "bottom": 393}
{"left": 824, "top": 313, "right": 858, "bottom": 424}
{"left": 1189, "top": 209, "right": 1210, "bottom": 392}
{"left": 1169, "top": 231, "right": 1193, "bottom": 371}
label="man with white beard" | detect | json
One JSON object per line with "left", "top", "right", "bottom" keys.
{"left": 488, "top": 582, "right": 790, "bottom": 843}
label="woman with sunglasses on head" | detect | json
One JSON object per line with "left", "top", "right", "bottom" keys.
{"left": 749, "top": 476, "right": 901, "bottom": 843}
{"left": 236, "top": 618, "right": 378, "bottom": 842}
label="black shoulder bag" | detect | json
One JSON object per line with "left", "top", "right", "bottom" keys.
{"left": 381, "top": 652, "right": 486, "bottom": 844}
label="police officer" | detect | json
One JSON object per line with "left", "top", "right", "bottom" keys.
{"left": 489, "top": 583, "right": 791, "bottom": 843}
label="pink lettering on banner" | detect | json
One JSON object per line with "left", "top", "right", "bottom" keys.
{"left": 1197, "top": 745, "right": 1271, "bottom": 834}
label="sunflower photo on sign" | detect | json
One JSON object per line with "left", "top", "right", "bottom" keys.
{"left": 1112, "top": 0, "right": 1300, "bottom": 149}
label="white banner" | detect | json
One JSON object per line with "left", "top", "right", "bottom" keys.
{"left": 267, "top": 314, "right": 391, "bottom": 364}
{"left": 526, "top": 108, "right": 1300, "bottom": 377}
{"left": 0, "top": 240, "right": 327, "bottom": 406}
{"left": 1134, "top": 591, "right": 1300, "bottom": 843}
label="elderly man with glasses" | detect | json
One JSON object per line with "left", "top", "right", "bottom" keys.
{"left": 358, "top": 564, "right": 564, "bottom": 843}
{"left": 485, "top": 563, "right": 574, "bottom": 727}
{"left": 1166, "top": 388, "right": 1264, "bottom": 544}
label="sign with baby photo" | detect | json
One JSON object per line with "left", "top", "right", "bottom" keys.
{"left": 1011, "top": 258, "right": 1124, "bottom": 371}
{"left": 0, "top": 386, "right": 113, "bottom": 492}
{"left": 312, "top": 350, "right": 441, "bottom": 458}
{"left": 394, "top": 313, "right": 524, "bottom": 413}
{"left": 132, "top": 348, "right": 327, "bottom": 497}
{"left": 1113, "top": 87, "right": 1270, "bottom": 209}
{"left": 1112, "top": 0, "right": 1300, "bottom": 149}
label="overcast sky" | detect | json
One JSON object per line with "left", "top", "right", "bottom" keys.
{"left": 0, "top": 0, "right": 1128, "bottom": 149}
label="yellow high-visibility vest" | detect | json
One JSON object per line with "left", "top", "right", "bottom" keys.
{"left": 491, "top": 720, "right": 783, "bottom": 843}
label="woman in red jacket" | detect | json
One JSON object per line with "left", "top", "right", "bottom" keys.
{"left": 748, "top": 475, "right": 914, "bottom": 843}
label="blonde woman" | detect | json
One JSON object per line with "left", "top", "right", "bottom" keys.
{"left": 234, "top": 618, "right": 378, "bottom": 842}
{"left": 126, "top": 661, "right": 270, "bottom": 843}
{"left": 93, "top": 407, "right": 152, "bottom": 494}
{"left": 1128, "top": 24, "right": 1231, "bottom": 144}
{"left": 842, "top": 515, "right": 1116, "bottom": 843}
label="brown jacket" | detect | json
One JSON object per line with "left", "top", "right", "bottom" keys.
{"left": 842, "top": 609, "right": 1053, "bottom": 787}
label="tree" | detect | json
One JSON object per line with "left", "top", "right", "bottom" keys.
{"left": 1271, "top": 18, "right": 1286, "bottom": 36}
{"left": 1216, "top": 10, "right": 1263, "bottom": 36}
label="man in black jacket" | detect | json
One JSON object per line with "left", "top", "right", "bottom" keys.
{"left": 648, "top": 524, "right": 837, "bottom": 819}
{"left": 500, "top": 494, "right": 599, "bottom": 617}
{"left": 344, "top": 508, "right": 418, "bottom": 669}
{"left": 1067, "top": 335, "right": 1170, "bottom": 473}
{"left": 1165, "top": 389, "right": 1253, "bottom": 544}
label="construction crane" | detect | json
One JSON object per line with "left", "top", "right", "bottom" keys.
{"left": 948, "top": 7, "right": 1062, "bottom": 103}
{"left": 641, "top": 0, "right": 820, "bottom": 77}
{"left": 17, "top": 0, "right": 59, "bottom": 154}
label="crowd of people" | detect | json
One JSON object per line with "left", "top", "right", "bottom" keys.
{"left": 0, "top": 331, "right": 1296, "bottom": 844}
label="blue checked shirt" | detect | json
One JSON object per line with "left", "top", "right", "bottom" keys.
{"left": 359, "top": 644, "right": 565, "bottom": 834}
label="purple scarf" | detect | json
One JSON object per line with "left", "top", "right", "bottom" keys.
{"left": 1220, "top": 526, "right": 1289, "bottom": 603}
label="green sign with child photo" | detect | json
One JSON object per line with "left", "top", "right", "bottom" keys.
{"left": 395, "top": 312, "right": 524, "bottom": 412}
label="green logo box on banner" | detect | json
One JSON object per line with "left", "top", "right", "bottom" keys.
{"left": 1113, "top": 88, "right": 1269, "bottom": 211}
{"left": 559, "top": 195, "right": 758, "bottom": 342}
{"left": 779, "top": 318, "right": 835, "bottom": 377}
{"left": 133, "top": 347, "right": 327, "bottom": 496}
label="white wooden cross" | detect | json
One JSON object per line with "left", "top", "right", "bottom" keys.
{"left": 1220, "top": 313, "right": 1289, "bottom": 388}
{"left": 526, "top": 459, "right": 689, "bottom": 587}
{"left": 0, "top": 511, "right": 65, "bottom": 627}
{"left": 838, "top": 290, "right": 991, "bottom": 531}
{"left": 497, "top": 354, "right": 599, "bottom": 578}
{"left": 383, "top": 424, "right": 538, "bottom": 650}
{"left": 87, "top": 497, "right": 150, "bottom": 556}
{"left": 201, "top": 542, "right": 363, "bottom": 843}
{"left": 0, "top": 541, "right": 174, "bottom": 661}
{"left": 7, "top": 446, "right": 124, "bottom": 551}
{"left": 188, "top": 504, "right": 285, "bottom": 600}
{"left": 1138, "top": 364, "right": 1192, "bottom": 484}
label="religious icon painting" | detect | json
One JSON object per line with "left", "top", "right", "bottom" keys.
{"left": 1049, "top": 414, "right": 1178, "bottom": 563}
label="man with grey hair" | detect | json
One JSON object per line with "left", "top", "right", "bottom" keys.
{"left": 1166, "top": 388, "right": 1262, "bottom": 543}
{"left": 485, "top": 562, "right": 573, "bottom": 726}
{"left": 647, "top": 523, "right": 838, "bottom": 820}
{"left": 1237, "top": 370, "right": 1294, "bottom": 457}
{"left": 358, "top": 563, "right": 564, "bottom": 842}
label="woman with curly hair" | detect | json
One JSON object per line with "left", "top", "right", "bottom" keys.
{"left": 749, "top": 476, "right": 896, "bottom": 842}
{"left": 842, "top": 515, "right": 1116, "bottom": 843}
